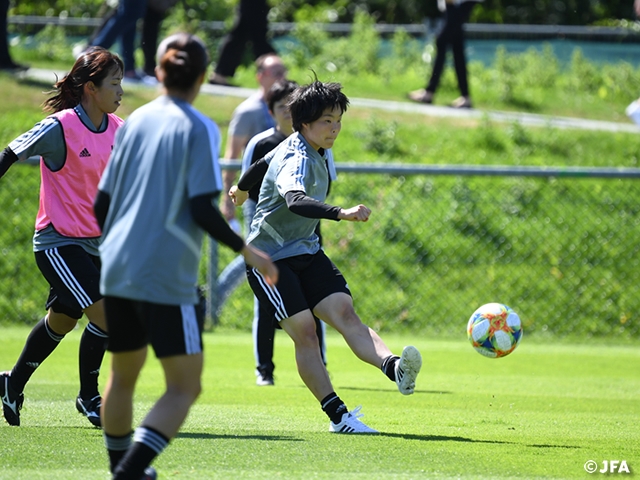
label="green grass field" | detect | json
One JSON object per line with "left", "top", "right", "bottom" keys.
{"left": 1, "top": 41, "right": 639, "bottom": 478}
{"left": 1, "top": 325, "right": 638, "bottom": 479}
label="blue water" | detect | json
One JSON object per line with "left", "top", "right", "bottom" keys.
{"left": 466, "top": 38, "right": 640, "bottom": 66}
{"left": 274, "top": 35, "right": 640, "bottom": 67}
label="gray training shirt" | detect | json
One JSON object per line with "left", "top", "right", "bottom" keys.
{"left": 98, "top": 96, "right": 223, "bottom": 305}
{"left": 247, "top": 131, "right": 333, "bottom": 261}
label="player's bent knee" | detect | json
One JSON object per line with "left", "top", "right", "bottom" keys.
{"left": 47, "top": 313, "right": 78, "bottom": 335}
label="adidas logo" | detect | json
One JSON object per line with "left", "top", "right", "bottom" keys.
{"left": 79, "top": 148, "right": 91, "bottom": 157}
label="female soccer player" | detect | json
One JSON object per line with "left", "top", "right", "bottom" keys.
{"left": 243, "top": 79, "right": 422, "bottom": 433}
{"left": 0, "top": 47, "right": 124, "bottom": 427}
{"left": 95, "top": 32, "right": 277, "bottom": 479}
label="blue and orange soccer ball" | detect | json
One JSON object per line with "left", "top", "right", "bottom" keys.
{"left": 467, "top": 303, "right": 523, "bottom": 358}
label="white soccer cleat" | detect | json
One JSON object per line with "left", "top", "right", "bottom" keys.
{"left": 329, "top": 406, "right": 378, "bottom": 434}
{"left": 395, "top": 346, "right": 422, "bottom": 395}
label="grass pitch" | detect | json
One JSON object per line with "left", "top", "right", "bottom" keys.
{"left": 0, "top": 325, "right": 638, "bottom": 479}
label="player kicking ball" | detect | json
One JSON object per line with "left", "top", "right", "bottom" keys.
{"left": 233, "top": 77, "right": 422, "bottom": 433}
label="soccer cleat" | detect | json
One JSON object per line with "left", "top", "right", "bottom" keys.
{"left": 329, "top": 406, "right": 378, "bottom": 434}
{"left": 142, "top": 466, "right": 157, "bottom": 479}
{"left": 1, "top": 371, "right": 24, "bottom": 426}
{"left": 255, "top": 369, "right": 274, "bottom": 386}
{"left": 395, "top": 346, "right": 422, "bottom": 395}
{"left": 75, "top": 394, "right": 102, "bottom": 428}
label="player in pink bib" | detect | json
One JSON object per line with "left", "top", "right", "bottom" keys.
{"left": 36, "top": 108, "right": 122, "bottom": 238}
{"left": 0, "top": 47, "right": 124, "bottom": 428}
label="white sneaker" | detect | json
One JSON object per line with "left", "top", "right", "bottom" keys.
{"left": 329, "top": 406, "right": 378, "bottom": 434}
{"left": 395, "top": 346, "right": 422, "bottom": 395}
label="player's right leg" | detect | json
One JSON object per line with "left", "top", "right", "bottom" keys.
{"left": 1, "top": 310, "right": 76, "bottom": 426}
{"left": 35, "top": 245, "right": 108, "bottom": 427}
{"left": 102, "top": 295, "right": 148, "bottom": 475}
{"left": 107, "top": 298, "right": 203, "bottom": 479}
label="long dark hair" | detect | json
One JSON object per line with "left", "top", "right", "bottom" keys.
{"left": 157, "top": 33, "right": 209, "bottom": 91}
{"left": 43, "top": 47, "right": 123, "bottom": 113}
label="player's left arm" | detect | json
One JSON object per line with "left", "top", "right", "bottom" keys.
{"left": 284, "top": 191, "right": 370, "bottom": 222}
{"left": 230, "top": 156, "right": 269, "bottom": 206}
{"left": 94, "top": 190, "right": 110, "bottom": 231}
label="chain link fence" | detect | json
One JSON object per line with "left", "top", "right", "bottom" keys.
{"left": 2, "top": 162, "right": 639, "bottom": 340}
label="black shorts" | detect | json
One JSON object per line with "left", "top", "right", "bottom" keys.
{"left": 104, "top": 296, "right": 204, "bottom": 358}
{"left": 247, "top": 250, "right": 351, "bottom": 322}
{"left": 34, "top": 245, "right": 102, "bottom": 319}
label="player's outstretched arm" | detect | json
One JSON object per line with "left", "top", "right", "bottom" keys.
{"left": 0, "top": 147, "right": 19, "bottom": 179}
{"left": 337, "top": 204, "right": 371, "bottom": 222}
{"left": 241, "top": 245, "right": 278, "bottom": 286}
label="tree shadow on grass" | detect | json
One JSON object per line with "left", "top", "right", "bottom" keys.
{"left": 377, "top": 432, "right": 515, "bottom": 444}
{"left": 377, "top": 433, "right": 581, "bottom": 449}
{"left": 527, "top": 443, "right": 581, "bottom": 449}
{"left": 176, "top": 432, "right": 303, "bottom": 442}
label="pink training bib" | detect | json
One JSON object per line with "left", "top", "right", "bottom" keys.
{"left": 35, "top": 108, "right": 124, "bottom": 238}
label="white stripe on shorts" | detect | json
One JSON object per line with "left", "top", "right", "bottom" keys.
{"left": 180, "top": 304, "right": 201, "bottom": 355}
{"left": 252, "top": 267, "right": 288, "bottom": 321}
{"left": 44, "top": 248, "right": 92, "bottom": 308}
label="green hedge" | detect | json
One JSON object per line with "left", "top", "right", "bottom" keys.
{"left": 9, "top": 0, "right": 640, "bottom": 27}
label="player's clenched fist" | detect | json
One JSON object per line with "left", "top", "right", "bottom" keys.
{"left": 338, "top": 204, "right": 371, "bottom": 222}
{"left": 229, "top": 185, "right": 249, "bottom": 206}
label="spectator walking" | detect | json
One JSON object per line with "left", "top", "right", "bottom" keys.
{"left": 89, "top": 0, "right": 148, "bottom": 81}
{"left": 141, "top": 0, "right": 180, "bottom": 77}
{"left": 208, "top": 0, "right": 276, "bottom": 86}
{"left": 408, "top": 0, "right": 481, "bottom": 109}
{"left": 95, "top": 32, "right": 277, "bottom": 479}
{"left": 0, "top": 0, "right": 27, "bottom": 71}
{"left": 0, "top": 47, "right": 124, "bottom": 427}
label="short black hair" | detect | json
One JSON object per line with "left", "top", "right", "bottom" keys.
{"left": 288, "top": 79, "right": 349, "bottom": 132}
{"left": 265, "top": 79, "right": 298, "bottom": 112}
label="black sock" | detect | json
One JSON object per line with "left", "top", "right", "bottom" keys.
{"left": 381, "top": 355, "right": 400, "bottom": 383}
{"left": 321, "top": 393, "right": 348, "bottom": 424}
{"left": 113, "top": 426, "right": 169, "bottom": 479}
{"left": 78, "top": 322, "right": 108, "bottom": 399}
{"left": 104, "top": 431, "right": 132, "bottom": 473}
{"left": 10, "top": 317, "right": 65, "bottom": 392}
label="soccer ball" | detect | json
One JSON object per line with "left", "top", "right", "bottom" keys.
{"left": 467, "top": 303, "right": 522, "bottom": 358}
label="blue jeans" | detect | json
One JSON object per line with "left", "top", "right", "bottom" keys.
{"left": 91, "top": 0, "right": 147, "bottom": 72}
